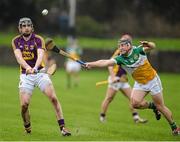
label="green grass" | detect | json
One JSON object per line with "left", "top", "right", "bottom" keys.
{"left": 0, "top": 66, "right": 180, "bottom": 141}
{"left": 1, "top": 32, "right": 180, "bottom": 51}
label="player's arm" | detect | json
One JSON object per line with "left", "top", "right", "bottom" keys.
{"left": 34, "top": 48, "right": 45, "bottom": 70}
{"left": 13, "top": 49, "right": 32, "bottom": 70}
{"left": 86, "top": 59, "right": 115, "bottom": 69}
{"left": 12, "top": 38, "right": 33, "bottom": 74}
{"left": 140, "top": 41, "right": 156, "bottom": 53}
{"left": 34, "top": 36, "right": 45, "bottom": 70}
{"left": 108, "top": 66, "right": 115, "bottom": 77}
{"left": 108, "top": 49, "right": 120, "bottom": 78}
{"left": 108, "top": 66, "right": 118, "bottom": 83}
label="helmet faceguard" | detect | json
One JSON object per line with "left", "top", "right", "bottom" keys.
{"left": 118, "top": 39, "right": 132, "bottom": 46}
{"left": 118, "top": 39, "right": 132, "bottom": 55}
{"left": 19, "top": 17, "right": 33, "bottom": 28}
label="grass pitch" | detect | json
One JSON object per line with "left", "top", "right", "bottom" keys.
{"left": 0, "top": 66, "right": 180, "bottom": 141}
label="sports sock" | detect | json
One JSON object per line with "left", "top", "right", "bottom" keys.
{"left": 24, "top": 123, "right": 31, "bottom": 128}
{"left": 24, "top": 123, "right": 31, "bottom": 133}
{"left": 100, "top": 113, "right": 106, "bottom": 117}
{"left": 148, "top": 102, "right": 156, "bottom": 109}
{"left": 58, "top": 119, "right": 65, "bottom": 131}
{"left": 170, "top": 122, "right": 177, "bottom": 130}
{"left": 132, "top": 112, "right": 139, "bottom": 120}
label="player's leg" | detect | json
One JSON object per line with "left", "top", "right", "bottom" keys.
{"left": 100, "top": 87, "right": 117, "bottom": 122}
{"left": 18, "top": 74, "right": 34, "bottom": 134}
{"left": 19, "top": 89, "right": 32, "bottom": 133}
{"left": 71, "top": 72, "right": 79, "bottom": 87}
{"left": 66, "top": 72, "right": 71, "bottom": 88}
{"left": 131, "top": 89, "right": 161, "bottom": 120}
{"left": 121, "top": 87, "right": 148, "bottom": 123}
{"left": 132, "top": 78, "right": 162, "bottom": 120}
{"left": 152, "top": 93, "right": 180, "bottom": 135}
{"left": 65, "top": 61, "right": 72, "bottom": 88}
{"left": 38, "top": 73, "right": 71, "bottom": 136}
{"left": 43, "top": 84, "right": 71, "bottom": 136}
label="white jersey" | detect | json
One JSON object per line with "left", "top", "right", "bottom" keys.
{"left": 113, "top": 46, "right": 156, "bottom": 84}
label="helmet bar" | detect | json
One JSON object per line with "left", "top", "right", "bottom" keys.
{"left": 19, "top": 17, "right": 33, "bottom": 28}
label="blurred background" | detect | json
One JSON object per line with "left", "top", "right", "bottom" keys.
{"left": 1, "top": 0, "right": 180, "bottom": 37}
{"left": 0, "top": 0, "right": 180, "bottom": 72}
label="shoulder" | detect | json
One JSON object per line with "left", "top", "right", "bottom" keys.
{"left": 12, "top": 35, "right": 21, "bottom": 43}
{"left": 113, "top": 55, "right": 123, "bottom": 65}
{"left": 133, "top": 45, "right": 145, "bottom": 55}
{"left": 34, "top": 34, "right": 45, "bottom": 48}
{"left": 133, "top": 45, "right": 142, "bottom": 50}
{"left": 34, "top": 34, "right": 45, "bottom": 42}
{"left": 35, "top": 34, "right": 44, "bottom": 39}
{"left": 12, "top": 35, "right": 21, "bottom": 50}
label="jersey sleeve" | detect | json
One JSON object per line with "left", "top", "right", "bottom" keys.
{"left": 11, "top": 36, "right": 20, "bottom": 50}
{"left": 136, "top": 45, "right": 146, "bottom": 55}
{"left": 113, "top": 56, "right": 123, "bottom": 65}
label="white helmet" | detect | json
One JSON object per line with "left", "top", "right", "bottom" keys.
{"left": 18, "top": 17, "right": 33, "bottom": 28}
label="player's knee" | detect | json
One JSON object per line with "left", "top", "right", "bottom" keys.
{"left": 49, "top": 95, "right": 58, "bottom": 104}
{"left": 21, "top": 102, "right": 29, "bottom": 111}
{"left": 132, "top": 100, "right": 141, "bottom": 109}
{"left": 106, "top": 96, "right": 114, "bottom": 103}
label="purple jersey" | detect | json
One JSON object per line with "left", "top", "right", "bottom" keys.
{"left": 12, "top": 33, "right": 45, "bottom": 74}
{"left": 111, "top": 49, "right": 127, "bottom": 77}
{"left": 116, "top": 66, "right": 127, "bottom": 77}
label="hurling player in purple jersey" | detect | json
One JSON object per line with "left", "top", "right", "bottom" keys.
{"left": 12, "top": 17, "right": 71, "bottom": 136}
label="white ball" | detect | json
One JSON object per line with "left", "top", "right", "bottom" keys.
{"left": 42, "top": 9, "right": 48, "bottom": 16}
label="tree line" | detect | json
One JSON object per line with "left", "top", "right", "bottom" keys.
{"left": 0, "top": 0, "right": 180, "bottom": 37}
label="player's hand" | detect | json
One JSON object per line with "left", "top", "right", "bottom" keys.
{"left": 32, "top": 67, "right": 38, "bottom": 74}
{"left": 109, "top": 76, "right": 119, "bottom": 83}
{"left": 140, "top": 41, "right": 156, "bottom": 50}
{"left": 26, "top": 67, "right": 34, "bottom": 75}
{"left": 85, "top": 63, "right": 91, "bottom": 69}
{"left": 140, "top": 41, "right": 149, "bottom": 47}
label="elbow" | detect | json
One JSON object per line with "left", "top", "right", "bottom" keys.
{"left": 102, "top": 60, "right": 113, "bottom": 67}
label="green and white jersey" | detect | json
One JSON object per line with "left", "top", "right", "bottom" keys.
{"left": 112, "top": 46, "right": 156, "bottom": 84}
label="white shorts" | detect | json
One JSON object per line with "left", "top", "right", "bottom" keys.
{"left": 133, "top": 74, "right": 163, "bottom": 95}
{"left": 108, "top": 76, "right": 130, "bottom": 91}
{"left": 19, "top": 73, "right": 52, "bottom": 94}
{"left": 66, "top": 61, "right": 81, "bottom": 73}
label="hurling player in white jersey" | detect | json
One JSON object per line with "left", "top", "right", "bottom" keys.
{"left": 99, "top": 34, "right": 148, "bottom": 124}
{"left": 85, "top": 35, "right": 180, "bottom": 135}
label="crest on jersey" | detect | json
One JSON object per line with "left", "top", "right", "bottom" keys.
{"left": 133, "top": 54, "right": 139, "bottom": 60}
{"left": 24, "top": 45, "right": 29, "bottom": 50}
